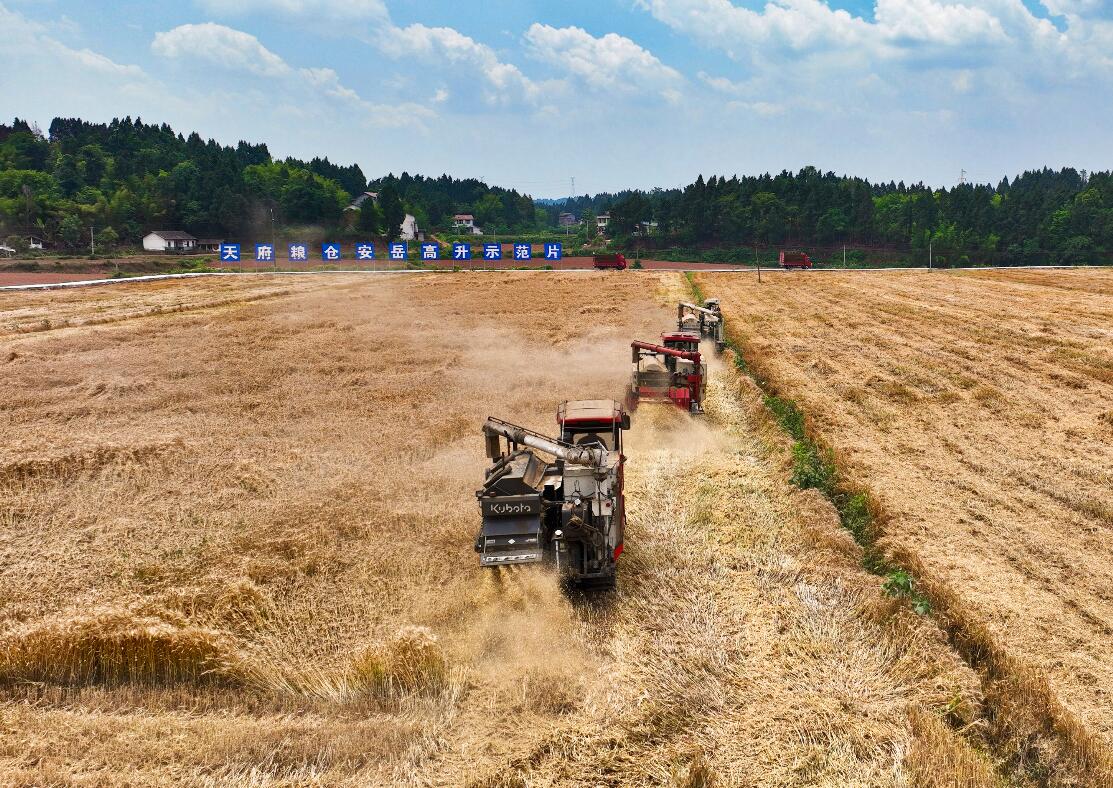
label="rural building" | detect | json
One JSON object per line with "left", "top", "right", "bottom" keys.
{"left": 0, "top": 243, "right": 15, "bottom": 258}
{"left": 345, "top": 191, "right": 379, "bottom": 212}
{"left": 196, "top": 238, "right": 223, "bottom": 252}
{"left": 28, "top": 234, "right": 45, "bottom": 250}
{"left": 452, "top": 214, "right": 483, "bottom": 235}
{"left": 558, "top": 212, "right": 578, "bottom": 227}
{"left": 596, "top": 213, "right": 610, "bottom": 232}
{"left": 143, "top": 231, "right": 197, "bottom": 253}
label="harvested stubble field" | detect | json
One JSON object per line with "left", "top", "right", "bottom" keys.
{"left": 700, "top": 267, "right": 1113, "bottom": 782}
{"left": 0, "top": 271, "right": 1025, "bottom": 785}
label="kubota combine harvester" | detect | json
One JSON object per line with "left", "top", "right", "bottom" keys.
{"left": 626, "top": 329, "right": 706, "bottom": 414}
{"left": 677, "top": 300, "right": 725, "bottom": 352}
{"left": 474, "top": 400, "right": 629, "bottom": 588}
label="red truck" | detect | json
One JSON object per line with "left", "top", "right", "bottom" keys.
{"left": 779, "top": 250, "right": 813, "bottom": 270}
{"left": 593, "top": 253, "right": 627, "bottom": 270}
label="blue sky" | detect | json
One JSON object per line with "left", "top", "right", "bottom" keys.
{"left": 2, "top": 0, "right": 1111, "bottom": 197}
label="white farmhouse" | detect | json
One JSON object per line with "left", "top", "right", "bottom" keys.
{"left": 452, "top": 213, "right": 483, "bottom": 235}
{"left": 143, "top": 231, "right": 197, "bottom": 253}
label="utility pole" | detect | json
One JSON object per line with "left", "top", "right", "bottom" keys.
{"left": 929, "top": 240, "right": 933, "bottom": 270}
{"left": 756, "top": 245, "right": 762, "bottom": 283}
{"left": 22, "top": 185, "right": 32, "bottom": 236}
{"left": 90, "top": 225, "right": 95, "bottom": 257}
{"left": 567, "top": 176, "right": 576, "bottom": 237}
{"left": 843, "top": 244, "right": 846, "bottom": 268}
{"left": 269, "top": 206, "right": 277, "bottom": 272}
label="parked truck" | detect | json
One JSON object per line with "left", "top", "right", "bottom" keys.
{"left": 779, "top": 250, "right": 813, "bottom": 270}
{"left": 593, "top": 253, "right": 627, "bottom": 270}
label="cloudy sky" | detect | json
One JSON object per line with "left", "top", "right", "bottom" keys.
{"left": 1, "top": 0, "right": 1111, "bottom": 196}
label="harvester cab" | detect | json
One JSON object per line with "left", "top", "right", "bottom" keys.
{"left": 474, "top": 400, "right": 629, "bottom": 589}
{"left": 627, "top": 337, "right": 706, "bottom": 414}
{"left": 677, "top": 301, "right": 726, "bottom": 352}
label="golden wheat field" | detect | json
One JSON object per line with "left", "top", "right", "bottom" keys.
{"left": 0, "top": 270, "right": 1028, "bottom": 786}
{"left": 700, "top": 267, "right": 1113, "bottom": 783}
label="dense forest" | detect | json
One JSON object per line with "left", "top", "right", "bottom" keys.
{"left": 0, "top": 116, "right": 541, "bottom": 250}
{"left": 545, "top": 167, "right": 1113, "bottom": 264}
{"left": 1, "top": 115, "right": 1109, "bottom": 264}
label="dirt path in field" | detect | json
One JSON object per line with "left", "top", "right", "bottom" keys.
{"left": 699, "top": 268, "right": 1113, "bottom": 768}
{"left": 1, "top": 273, "right": 999, "bottom": 785}
{"left": 0, "top": 259, "right": 746, "bottom": 287}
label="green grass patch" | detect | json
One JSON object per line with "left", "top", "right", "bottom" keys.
{"left": 883, "top": 569, "right": 932, "bottom": 615}
{"left": 687, "top": 273, "right": 927, "bottom": 610}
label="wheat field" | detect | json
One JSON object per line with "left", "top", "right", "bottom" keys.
{"left": 700, "top": 267, "right": 1113, "bottom": 783}
{"left": 0, "top": 271, "right": 1024, "bottom": 785}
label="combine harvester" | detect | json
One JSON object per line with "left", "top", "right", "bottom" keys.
{"left": 677, "top": 299, "right": 725, "bottom": 352}
{"left": 474, "top": 400, "right": 629, "bottom": 589}
{"left": 626, "top": 328, "right": 706, "bottom": 414}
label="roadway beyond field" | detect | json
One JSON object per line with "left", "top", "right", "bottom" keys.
{"left": 0, "top": 257, "right": 744, "bottom": 287}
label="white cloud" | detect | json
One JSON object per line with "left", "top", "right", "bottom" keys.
{"left": 634, "top": 0, "right": 1108, "bottom": 66}
{"left": 378, "top": 23, "right": 541, "bottom": 104}
{"left": 0, "top": 2, "right": 152, "bottom": 93}
{"left": 523, "top": 24, "right": 682, "bottom": 98}
{"left": 194, "top": 0, "right": 389, "bottom": 22}
{"left": 635, "top": 0, "right": 882, "bottom": 55}
{"left": 1041, "top": 0, "right": 1113, "bottom": 18}
{"left": 641, "top": 0, "right": 1113, "bottom": 115}
{"left": 0, "top": 4, "right": 145, "bottom": 80}
{"left": 152, "top": 23, "right": 291, "bottom": 77}
{"left": 698, "top": 70, "right": 757, "bottom": 95}
{"left": 874, "top": 0, "right": 1007, "bottom": 46}
{"left": 151, "top": 22, "right": 433, "bottom": 128}
{"left": 188, "top": 0, "right": 550, "bottom": 105}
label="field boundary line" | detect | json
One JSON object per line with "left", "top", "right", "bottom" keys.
{"left": 3, "top": 263, "right": 1106, "bottom": 292}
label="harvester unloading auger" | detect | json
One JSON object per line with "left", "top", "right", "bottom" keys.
{"left": 474, "top": 401, "right": 629, "bottom": 589}
{"left": 626, "top": 329, "right": 706, "bottom": 414}
{"left": 678, "top": 299, "right": 725, "bottom": 352}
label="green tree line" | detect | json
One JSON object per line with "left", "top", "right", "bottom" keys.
{"left": 544, "top": 166, "right": 1113, "bottom": 264}
{"left": 0, "top": 116, "right": 544, "bottom": 251}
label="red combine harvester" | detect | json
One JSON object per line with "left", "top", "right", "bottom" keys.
{"left": 779, "top": 250, "right": 813, "bottom": 270}
{"left": 626, "top": 329, "right": 706, "bottom": 414}
{"left": 593, "top": 253, "right": 627, "bottom": 270}
{"left": 474, "top": 400, "right": 629, "bottom": 589}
